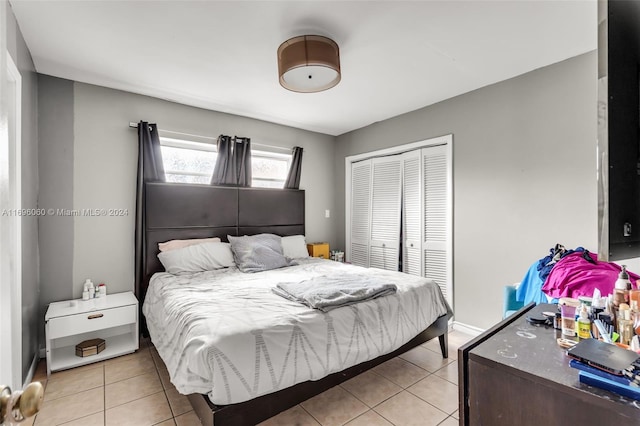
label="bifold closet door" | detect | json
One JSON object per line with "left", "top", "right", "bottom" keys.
{"left": 422, "top": 145, "right": 449, "bottom": 300}
{"left": 402, "top": 150, "right": 422, "bottom": 276}
{"left": 350, "top": 160, "right": 372, "bottom": 267}
{"left": 369, "top": 156, "right": 402, "bottom": 271}
{"left": 348, "top": 137, "right": 451, "bottom": 305}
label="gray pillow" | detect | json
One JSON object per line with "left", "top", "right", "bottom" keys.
{"left": 228, "top": 234, "right": 291, "bottom": 273}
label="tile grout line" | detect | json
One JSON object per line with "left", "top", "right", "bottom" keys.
{"left": 342, "top": 355, "right": 458, "bottom": 421}
{"left": 159, "top": 389, "right": 175, "bottom": 425}
{"left": 371, "top": 406, "right": 397, "bottom": 426}
{"left": 337, "top": 381, "right": 401, "bottom": 412}
{"left": 436, "top": 414, "right": 456, "bottom": 426}
{"left": 42, "top": 375, "right": 103, "bottom": 398}
{"left": 337, "top": 373, "right": 454, "bottom": 425}
{"left": 103, "top": 364, "right": 107, "bottom": 426}
{"left": 403, "top": 385, "right": 455, "bottom": 418}
{"left": 57, "top": 411, "right": 102, "bottom": 426}
{"left": 328, "top": 386, "right": 369, "bottom": 425}
{"left": 370, "top": 392, "right": 450, "bottom": 426}
{"left": 397, "top": 352, "right": 456, "bottom": 376}
{"left": 298, "top": 404, "right": 323, "bottom": 426}
{"left": 104, "top": 371, "right": 164, "bottom": 409}
{"left": 344, "top": 409, "right": 379, "bottom": 426}
{"left": 32, "top": 348, "right": 174, "bottom": 426}
{"left": 152, "top": 344, "right": 179, "bottom": 425}
{"left": 337, "top": 383, "right": 370, "bottom": 408}
{"left": 399, "top": 355, "right": 459, "bottom": 387}
{"left": 41, "top": 336, "right": 466, "bottom": 426}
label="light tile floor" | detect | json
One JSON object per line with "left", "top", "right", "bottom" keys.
{"left": 27, "top": 330, "right": 473, "bottom": 426}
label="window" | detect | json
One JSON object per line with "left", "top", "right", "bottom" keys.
{"left": 161, "top": 138, "right": 217, "bottom": 184}
{"left": 252, "top": 150, "right": 291, "bottom": 188}
{"left": 159, "top": 137, "right": 292, "bottom": 188}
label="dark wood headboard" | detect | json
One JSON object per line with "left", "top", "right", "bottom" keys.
{"left": 140, "top": 182, "right": 305, "bottom": 326}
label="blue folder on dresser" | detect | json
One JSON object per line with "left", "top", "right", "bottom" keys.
{"left": 578, "top": 371, "right": 640, "bottom": 401}
{"left": 569, "top": 359, "right": 630, "bottom": 385}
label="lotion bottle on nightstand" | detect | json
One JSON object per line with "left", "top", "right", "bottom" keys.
{"left": 86, "top": 279, "right": 95, "bottom": 299}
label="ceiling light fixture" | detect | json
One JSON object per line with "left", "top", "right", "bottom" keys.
{"left": 277, "top": 35, "right": 341, "bottom": 93}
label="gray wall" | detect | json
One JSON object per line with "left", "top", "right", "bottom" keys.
{"left": 6, "top": 2, "right": 39, "bottom": 382}
{"left": 335, "top": 52, "right": 598, "bottom": 330}
{"left": 37, "top": 75, "right": 74, "bottom": 348}
{"left": 34, "top": 45, "right": 598, "bottom": 344}
{"left": 37, "top": 81, "right": 336, "bottom": 301}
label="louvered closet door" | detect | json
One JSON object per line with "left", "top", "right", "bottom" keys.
{"left": 422, "top": 145, "right": 450, "bottom": 301}
{"left": 369, "top": 156, "right": 402, "bottom": 271}
{"left": 350, "top": 160, "right": 372, "bottom": 267}
{"left": 402, "top": 150, "right": 422, "bottom": 276}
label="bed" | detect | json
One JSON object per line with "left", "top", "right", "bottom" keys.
{"left": 137, "top": 182, "right": 453, "bottom": 426}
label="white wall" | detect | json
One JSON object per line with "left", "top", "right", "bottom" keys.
{"left": 38, "top": 80, "right": 336, "bottom": 300}
{"left": 335, "top": 52, "right": 598, "bottom": 330}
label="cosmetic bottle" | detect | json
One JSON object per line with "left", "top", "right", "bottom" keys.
{"left": 82, "top": 279, "right": 91, "bottom": 300}
{"left": 618, "top": 303, "right": 633, "bottom": 345}
{"left": 577, "top": 306, "right": 591, "bottom": 339}
{"left": 87, "top": 279, "right": 95, "bottom": 299}
{"left": 632, "top": 300, "right": 640, "bottom": 336}
{"left": 614, "top": 266, "right": 631, "bottom": 308}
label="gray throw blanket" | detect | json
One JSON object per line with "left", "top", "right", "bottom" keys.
{"left": 272, "top": 274, "right": 397, "bottom": 312}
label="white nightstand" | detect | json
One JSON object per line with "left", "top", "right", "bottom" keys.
{"left": 45, "top": 291, "right": 139, "bottom": 375}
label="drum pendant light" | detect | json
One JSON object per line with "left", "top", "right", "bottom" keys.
{"left": 277, "top": 35, "right": 341, "bottom": 93}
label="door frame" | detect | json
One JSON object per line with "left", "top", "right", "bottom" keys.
{"left": 0, "top": 50, "right": 23, "bottom": 389}
{"left": 345, "top": 134, "right": 453, "bottom": 307}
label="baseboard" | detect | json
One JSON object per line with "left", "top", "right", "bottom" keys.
{"left": 22, "top": 352, "right": 39, "bottom": 388}
{"left": 452, "top": 321, "right": 485, "bottom": 336}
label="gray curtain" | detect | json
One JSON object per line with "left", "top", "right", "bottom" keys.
{"left": 211, "top": 135, "right": 235, "bottom": 185}
{"left": 139, "top": 122, "right": 165, "bottom": 181}
{"left": 284, "top": 146, "right": 303, "bottom": 189}
{"left": 134, "top": 121, "right": 165, "bottom": 334}
{"left": 233, "top": 137, "right": 252, "bottom": 187}
{"left": 211, "top": 135, "right": 251, "bottom": 186}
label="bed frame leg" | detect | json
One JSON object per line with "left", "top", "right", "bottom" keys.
{"left": 438, "top": 332, "right": 448, "bottom": 358}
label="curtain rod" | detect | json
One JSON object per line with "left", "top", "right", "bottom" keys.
{"left": 128, "top": 122, "right": 292, "bottom": 152}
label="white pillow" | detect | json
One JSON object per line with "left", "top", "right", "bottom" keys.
{"left": 158, "top": 242, "right": 235, "bottom": 274}
{"left": 158, "top": 237, "right": 221, "bottom": 252}
{"left": 281, "top": 235, "right": 310, "bottom": 259}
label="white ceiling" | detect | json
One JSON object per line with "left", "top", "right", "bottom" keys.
{"left": 10, "top": 0, "right": 597, "bottom": 136}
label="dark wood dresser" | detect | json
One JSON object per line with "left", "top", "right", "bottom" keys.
{"left": 458, "top": 303, "right": 640, "bottom": 425}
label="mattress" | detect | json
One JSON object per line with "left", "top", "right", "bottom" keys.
{"left": 142, "top": 258, "right": 450, "bottom": 404}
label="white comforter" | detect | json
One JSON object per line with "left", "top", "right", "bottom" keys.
{"left": 142, "top": 258, "right": 450, "bottom": 404}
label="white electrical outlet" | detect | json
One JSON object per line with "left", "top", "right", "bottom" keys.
{"left": 325, "top": 209, "right": 330, "bottom": 218}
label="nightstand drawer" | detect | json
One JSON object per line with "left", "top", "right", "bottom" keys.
{"left": 47, "top": 304, "right": 137, "bottom": 339}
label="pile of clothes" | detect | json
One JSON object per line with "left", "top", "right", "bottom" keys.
{"left": 516, "top": 244, "right": 640, "bottom": 305}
